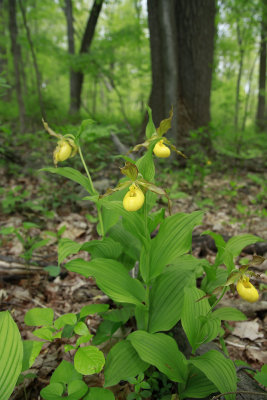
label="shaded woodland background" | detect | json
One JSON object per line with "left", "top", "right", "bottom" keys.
{"left": 0, "top": 0, "right": 266, "bottom": 157}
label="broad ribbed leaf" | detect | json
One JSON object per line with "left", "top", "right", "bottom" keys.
{"left": 85, "top": 387, "right": 115, "bottom": 400}
{"left": 0, "top": 312, "right": 23, "bottom": 400}
{"left": 136, "top": 145, "right": 155, "bottom": 181}
{"left": 74, "top": 346, "right": 105, "bottom": 375}
{"left": 223, "top": 234, "right": 264, "bottom": 272}
{"left": 128, "top": 331, "right": 187, "bottom": 383}
{"left": 212, "top": 307, "right": 247, "bottom": 321}
{"left": 104, "top": 340, "right": 149, "bottom": 387}
{"left": 148, "top": 211, "right": 203, "bottom": 281}
{"left": 101, "top": 200, "right": 147, "bottom": 244}
{"left": 148, "top": 266, "right": 194, "bottom": 333}
{"left": 180, "top": 365, "right": 217, "bottom": 399}
{"left": 58, "top": 238, "right": 81, "bottom": 265}
{"left": 41, "top": 167, "right": 92, "bottom": 194}
{"left": 181, "top": 288, "right": 211, "bottom": 353}
{"left": 190, "top": 350, "right": 237, "bottom": 400}
{"left": 65, "top": 258, "right": 146, "bottom": 306}
{"left": 24, "top": 307, "right": 54, "bottom": 326}
{"left": 102, "top": 307, "right": 134, "bottom": 323}
{"left": 108, "top": 221, "right": 141, "bottom": 260}
{"left": 81, "top": 237, "right": 123, "bottom": 260}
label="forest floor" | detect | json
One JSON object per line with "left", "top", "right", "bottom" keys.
{"left": 0, "top": 147, "right": 267, "bottom": 399}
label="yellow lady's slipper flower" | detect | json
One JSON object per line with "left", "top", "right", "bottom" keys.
{"left": 153, "top": 140, "right": 171, "bottom": 158}
{"left": 236, "top": 276, "right": 259, "bottom": 303}
{"left": 123, "top": 184, "right": 145, "bottom": 212}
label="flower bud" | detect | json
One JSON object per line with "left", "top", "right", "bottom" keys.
{"left": 123, "top": 184, "right": 145, "bottom": 212}
{"left": 53, "top": 139, "right": 76, "bottom": 166}
{"left": 236, "top": 277, "right": 259, "bottom": 303}
{"left": 153, "top": 140, "right": 171, "bottom": 158}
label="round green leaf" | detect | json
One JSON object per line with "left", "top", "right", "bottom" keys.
{"left": 24, "top": 308, "right": 54, "bottom": 327}
{"left": 74, "top": 346, "right": 105, "bottom": 375}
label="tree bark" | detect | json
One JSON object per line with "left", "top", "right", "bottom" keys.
{"left": 67, "top": 0, "right": 104, "bottom": 114}
{"left": 147, "top": 0, "right": 179, "bottom": 139}
{"left": 8, "top": 0, "right": 26, "bottom": 132}
{"left": 175, "top": 0, "right": 216, "bottom": 150}
{"left": 64, "top": 0, "right": 76, "bottom": 115}
{"left": 147, "top": 0, "right": 216, "bottom": 150}
{"left": 256, "top": 0, "right": 267, "bottom": 132}
{"left": 234, "top": 21, "right": 244, "bottom": 134}
{"left": 18, "top": 0, "right": 46, "bottom": 120}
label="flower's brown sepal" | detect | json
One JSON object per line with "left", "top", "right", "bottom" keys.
{"left": 120, "top": 162, "right": 139, "bottom": 181}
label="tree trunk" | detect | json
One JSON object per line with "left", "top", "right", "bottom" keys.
{"left": 147, "top": 0, "right": 216, "bottom": 150}
{"left": 69, "top": 0, "right": 104, "bottom": 114}
{"left": 147, "top": 0, "right": 179, "bottom": 139}
{"left": 18, "top": 0, "right": 46, "bottom": 120}
{"left": 175, "top": 0, "right": 216, "bottom": 150}
{"left": 234, "top": 21, "right": 244, "bottom": 134}
{"left": 64, "top": 0, "right": 76, "bottom": 115}
{"left": 8, "top": 0, "right": 26, "bottom": 132}
{"left": 256, "top": 0, "right": 267, "bottom": 132}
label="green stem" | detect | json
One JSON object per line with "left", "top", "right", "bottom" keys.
{"left": 78, "top": 146, "right": 104, "bottom": 237}
{"left": 209, "top": 286, "right": 228, "bottom": 315}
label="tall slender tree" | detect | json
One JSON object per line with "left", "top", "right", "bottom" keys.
{"left": 256, "top": 0, "right": 267, "bottom": 131}
{"left": 18, "top": 0, "right": 46, "bottom": 120}
{"left": 8, "top": 0, "right": 26, "bottom": 132}
{"left": 64, "top": 0, "right": 104, "bottom": 114}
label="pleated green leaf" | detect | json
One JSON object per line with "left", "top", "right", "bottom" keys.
{"left": 104, "top": 340, "right": 149, "bottom": 387}
{"left": 128, "top": 331, "right": 187, "bottom": 383}
{"left": 65, "top": 258, "right": 146, "bottom": 306}
{"left": 101, "top": 200, "right": 147, "bottom": 245}
{"left": 212, "top": 307, "right": 247, "bottom": 321}
{"left": 190, "top": 350, "right": 237, "bottom": 400}
{"left": 41, "top": 167, "right": 93, "bottom": 194}
{"left": 181, "top": 288, "right": 211, "bottom": 353}
{"left": 108, "top": 221, "right": 141, "bottom": 260}
{"left": 148, "top": 211, "right": 203, "bottom": 280}
{"left": 223, "top": 234, "right": 264, "bottom": 272}
{"left": 81, "top": 237, "right": 123, "bottom": 260}
{"left": 0, "top": 311, "right": 23, "bottom": 400}
{"left": 58, "top": 238, "right": 81, "bottom": 265}
{"left": 180, "top": 365, "right": 217, "bottom": 399}
{"left": 136, "top": 145, "right": 155, "bottom": 182}
{"left": 148, "top": 266, "right": 194, "bottom": 333}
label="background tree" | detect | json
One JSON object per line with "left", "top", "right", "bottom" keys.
{"left": 256, "top": 0, "right": 267, "bottom": 131}
{"left": 64, "top": 0, "right": 104, "bottom": 114}
{"left": 8, "top": 0, "right": 26, "bottom": 132}
{"left": 148, "top": 0, "right": 216, "bottom": 150}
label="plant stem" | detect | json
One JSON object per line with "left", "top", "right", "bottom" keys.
{"left": 209, "top": 286, "right": 228, "bottom": 314}
{"left": 78, "top": 146, "right": 104, "bottom": 237}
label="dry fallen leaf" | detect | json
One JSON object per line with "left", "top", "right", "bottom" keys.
{"left": 233, "top": 319, "right": 264, "bottom": 341}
